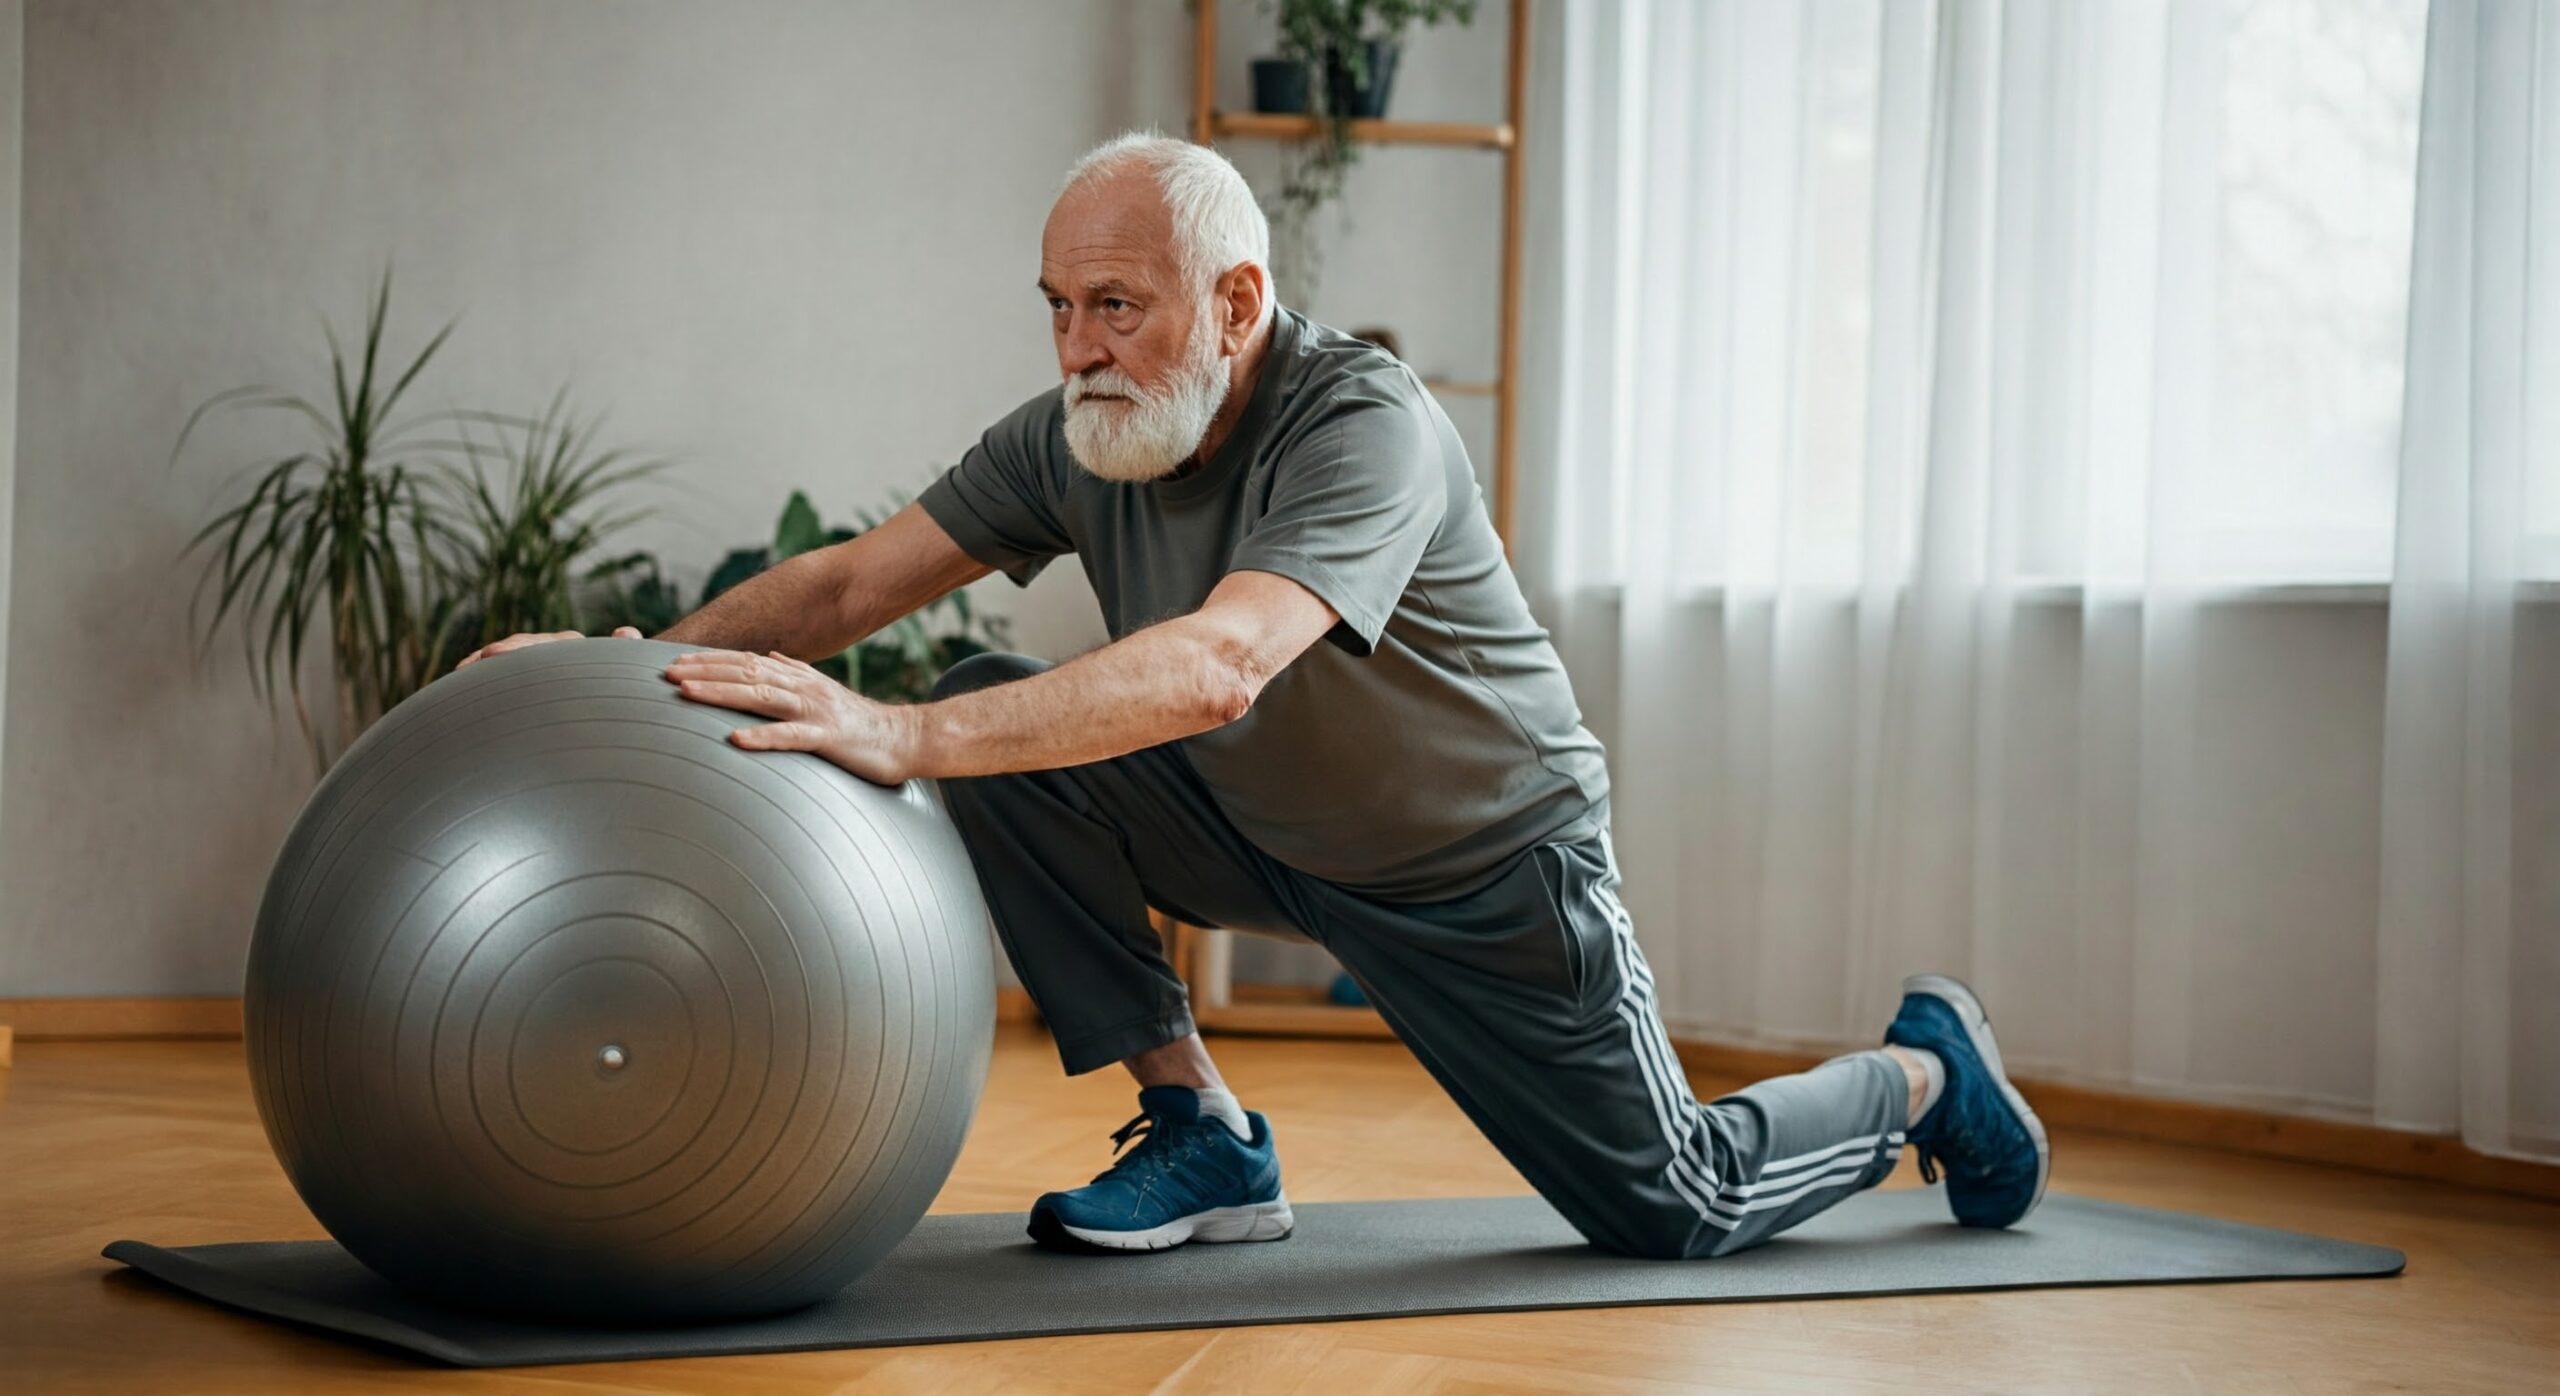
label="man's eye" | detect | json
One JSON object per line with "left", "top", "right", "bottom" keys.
{"left": 1046, "top": 297, "right": 1068, "bottom": 312}
{"left": 1104, "top": 298, "right": 1131, "bottom": 313}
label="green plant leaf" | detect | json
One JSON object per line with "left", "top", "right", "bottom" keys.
{"left": 171, "top": 269, "right": 514, "bottom": 765}
{"left": 774, "top": 490, "right": 826, "bottom": 560}
{"left": 701, "top": 546, "right": 771, "bottom": 604}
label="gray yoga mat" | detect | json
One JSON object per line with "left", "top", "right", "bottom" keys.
{"left": 106, "top": 1190, "right": 2402, "bottom": 1368}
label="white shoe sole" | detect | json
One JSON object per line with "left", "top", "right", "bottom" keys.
{"left": 1903, "top": 973, "right": 2051, "bottom": 1223}
{"left": 1056, "top": 1198, "right": 1296, "bottom": 1252}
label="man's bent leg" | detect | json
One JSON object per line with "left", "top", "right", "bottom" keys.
{"left": 934, "top": 654, "right": 1312, "bottom": 1253}
{"left": 930, "top": 652, "right": 1313, "bottom": 1077}
{"left": 1307, "top": 831, "right": 1908, "bottom": 1259}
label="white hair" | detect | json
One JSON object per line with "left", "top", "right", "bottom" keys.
{"left": 1063, "top": 132, "right": 1276, "bottom": 327}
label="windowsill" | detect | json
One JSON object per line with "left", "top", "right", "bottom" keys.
{"left": 1558, "top": 579, "right": 2560, "bottom": 606}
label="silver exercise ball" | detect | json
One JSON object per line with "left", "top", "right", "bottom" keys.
{"left": 243, "top": 637, "right": 996, "bottom": 1322}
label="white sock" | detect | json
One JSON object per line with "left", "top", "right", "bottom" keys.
{"left": 1191, "top": 1085, "right": 1251, "bottom": 1142}
{"left": 1904, "top": 1048, "right": 1946, "bottom": 1126}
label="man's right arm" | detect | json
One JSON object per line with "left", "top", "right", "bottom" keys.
{"left": 658, "top": 502, "right": 993, "bottom": 655}
{"left": 456, "top": 502, "right": 992, "bottom": 669}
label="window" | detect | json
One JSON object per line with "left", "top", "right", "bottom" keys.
{"left": 1574, "top": 0, "right": 2455, "bottom": 594}
{"left": 2205, "top": 0, "right": 2428, "bottom": 581}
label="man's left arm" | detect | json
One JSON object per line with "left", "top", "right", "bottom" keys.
{"left": 662, "top": 568, "right": 1339, "bottom": 784}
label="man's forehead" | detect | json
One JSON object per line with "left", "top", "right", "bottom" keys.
{"left": 1037, "top": 254, "right": 1156, "bottom": 298}
{"left": 1043, "top": 174, "right": 1178, "bottom": 284}
{"left": 1039, "top": 239, "right": 1177, "bottom": 298}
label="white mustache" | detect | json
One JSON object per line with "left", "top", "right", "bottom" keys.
{"left": 1066, "top": 367, "right": 1150, "bottom": 408}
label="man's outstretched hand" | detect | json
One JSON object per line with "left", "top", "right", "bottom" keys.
{"left": 663, "top": 649, "right": 923, "bottom": 786}
{"left": 455, "top": 626, "right": 643, "bottom": 670}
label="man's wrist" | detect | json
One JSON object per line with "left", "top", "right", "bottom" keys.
{"left": 898, "top": 700, "right": 952, "bottom": 781}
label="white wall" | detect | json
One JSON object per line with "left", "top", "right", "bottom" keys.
{"left": 0, "top": 0, "right": 1518, "bottom": 998}
{"left": 0, "top": 0, "right": 1173, "bottom": 996}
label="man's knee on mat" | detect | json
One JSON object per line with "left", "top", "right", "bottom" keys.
{"left": 1565, "top": 1181, "right": 1734, "bottom": 1262}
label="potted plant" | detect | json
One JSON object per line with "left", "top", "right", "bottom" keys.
{"left": 1252, "top": 0, "right": 1479, "bottom": 301}
{"left": 582, "top": 549, "right": 687, "bottom": 639}
{"left": 1251, "top": 57, "right": 1311, "bottom": 114}
{"left": 687, "top": 488, "right": 1011, "bottom": 704}
{"left": 427, "top": 389, "right": 669, "bottom": 676}
{"left": 175, "top": 274, "right": 465, "bottom": 771}
{"left": 179, "top": 273, "right": 676, "bottom": 772}
{"left": 1254, "top": 0, "right": 1475, "bottom": 118}
{"left": 1251, "top": 0, "right": 1325, "bottom": 113}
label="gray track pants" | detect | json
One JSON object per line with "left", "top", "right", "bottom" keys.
{"left": 933, "top": 653, "right": 1910, "bottom": 1259}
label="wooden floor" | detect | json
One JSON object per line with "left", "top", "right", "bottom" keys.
{"left": 3, "top": 1026, "right": 2555, "bottom": 1394}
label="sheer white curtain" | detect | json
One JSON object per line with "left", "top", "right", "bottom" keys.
{"left": 1522, "top": 0, "right": 2557, "bottom": 1158}
{"left": 2377, "top": 0, "right": 2555, "bottom": 1156}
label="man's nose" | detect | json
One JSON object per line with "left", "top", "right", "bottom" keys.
{"left": 1057, "top": 314, "right": 1111, "bottom": 379}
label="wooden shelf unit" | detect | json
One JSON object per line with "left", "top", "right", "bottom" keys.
{"left": 1211, "top": 112, "right": 1516, "bottom": 150}
{"left": 1178, "top": 0, "right": 1532, "bottom": 1043}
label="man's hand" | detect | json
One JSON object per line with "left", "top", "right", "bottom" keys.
{"left": 664, "top": 649, "right": 923, "bottom": 786}
{"left": 456, "top": 626, "right": 643, "bottom": 670}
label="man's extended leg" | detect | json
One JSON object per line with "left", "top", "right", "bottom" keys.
{"left": 1303, "top": 831, "right": 1934, "bottom": 1259}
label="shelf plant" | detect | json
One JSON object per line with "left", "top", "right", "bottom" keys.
{"left": 1255, "top": 0, "right": 1480, "bottom": 302}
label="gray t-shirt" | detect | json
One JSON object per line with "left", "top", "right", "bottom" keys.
{"left": 919, "top": 308, "right": 1609, "bottom": 900}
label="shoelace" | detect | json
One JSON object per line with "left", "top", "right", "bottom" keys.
{"left": 1109, "top": 1111, "right": 1159, "bottom": 1157}
{"left": 1091, "top": 1110, "right": 1198, "bottom": 1187}
{"left": 1911, "top": 1121, "right": 2025, "bottom": 1187}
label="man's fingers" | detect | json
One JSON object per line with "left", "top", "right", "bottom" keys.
{"left": 729, "top": 720, "right": 825, "bottom": 751}
{"left": 496, "top": 631, "right": 577, "bottom": 650}
{"left": 664, "top": 656, "right": 764, "bottom": 686}
{"left": 458, "top": 635, "right": 531, "bottom": 671}
{"left": 673, "top": 677, "right": 802, "bottom": 718}
{"left": 455, "top": 629, "right": 597, "bottom": 673}
{"left": 665, "top": 651, "right": 806, "bottom": 686}
{"left": 458, "top": 637, "right": 523, "bottom": 670}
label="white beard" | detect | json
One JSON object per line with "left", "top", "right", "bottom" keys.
{"left": 1061, "top": 315, "right": 1233, "bottom": 483}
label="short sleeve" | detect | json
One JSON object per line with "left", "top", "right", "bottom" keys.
{"left": 1228, "top": 401, "right": 1447, "bottom": 657}
{"left": 918, "top": 390, "right": 1075, "bottom": 587}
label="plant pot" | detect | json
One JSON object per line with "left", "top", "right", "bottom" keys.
{"left": 1250, "top": 57, "right": 1312, "bottom": 114}
{"left": 1323, "top": 39, "right": 1401, "bottom": 119}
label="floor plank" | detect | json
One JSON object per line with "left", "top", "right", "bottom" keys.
{"left": 2, "top": 1026, "right": 2553, "bottom": 1393}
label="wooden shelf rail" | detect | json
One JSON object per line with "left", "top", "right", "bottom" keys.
{"left": 1177, "top": 1, "right": 1532, "bottom": 1041}
{"left": 1210, "top": 112, "right": 1516, "bottom": 149}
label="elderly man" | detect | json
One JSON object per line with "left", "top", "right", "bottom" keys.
{"left": 465, "top": 134, "right": 2045, "bottom": 1259}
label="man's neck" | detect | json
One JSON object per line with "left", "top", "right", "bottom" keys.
{"left": 1180, "top": 315, "right": 1277, "bottom": 473}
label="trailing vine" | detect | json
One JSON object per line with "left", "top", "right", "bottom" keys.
{"left": 1255, "top": 0, "right": 1478, "bottom": 306}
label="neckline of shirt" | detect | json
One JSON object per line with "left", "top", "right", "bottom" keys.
{"left": 1149, "top": 308, "right": 1304, "bottom": 504}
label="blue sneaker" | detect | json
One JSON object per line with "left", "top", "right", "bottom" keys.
{"left": 1027, "top": 1086, "right": 1294, "bottom": 1254}
{"left": 1884, "top": 974, "right": 2050, "bottom": 1228}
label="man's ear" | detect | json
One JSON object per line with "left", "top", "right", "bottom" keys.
{"left": 1217, "top": 261, "right": 1269, "bottom": 355}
